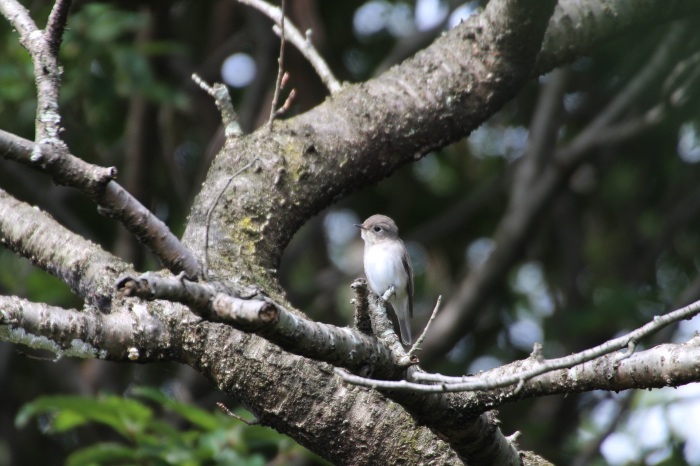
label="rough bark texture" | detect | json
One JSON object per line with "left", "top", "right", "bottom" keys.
{"left": 3, "top": 0, "right": 700, "bottom": 464}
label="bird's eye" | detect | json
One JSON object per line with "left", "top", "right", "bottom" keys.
{"left": 373, "top": 226, "right": 382, "bottom": 232}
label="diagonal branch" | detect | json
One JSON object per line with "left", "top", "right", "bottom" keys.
{"left": 338, "top": 297, "right": 700, "bottom": 393}
{"left": 0, "top": 187, "right": 125, "bottom": 304}
{"left": 419, "top": 66, "right": 568, "bottom": 362}
{"left": 237, "top": 0, "right": 341, "bottom": 94}
{"left": 182, "top": 0, "right": 560, "bottom": 277}
{"left": 0, "top": 129, "right": 200, "bottom": 278}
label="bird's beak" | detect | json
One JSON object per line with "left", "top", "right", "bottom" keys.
{"left": 354, "top": 223, "right": 364, "bottom": 229}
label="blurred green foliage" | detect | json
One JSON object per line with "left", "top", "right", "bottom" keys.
{"left": 16, "top": 386, "right": 326, "bottom": 466}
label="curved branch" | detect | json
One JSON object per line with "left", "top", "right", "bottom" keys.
{"left": 182, "top": 0, "right": 559, "bottom": 276}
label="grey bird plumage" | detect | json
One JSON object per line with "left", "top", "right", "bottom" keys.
{"left": 355, "top": 214, "right": 413, "bottom": 345}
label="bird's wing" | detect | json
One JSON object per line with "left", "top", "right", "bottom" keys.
{"left": 402, "top": 244, "right": 413, "bottom": 319}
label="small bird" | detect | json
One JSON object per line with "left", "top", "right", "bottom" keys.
{"left": 355, "top": 214, "right": 413, "bottom": 345}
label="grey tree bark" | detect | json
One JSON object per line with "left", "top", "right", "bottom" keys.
{"left": 3, "top": 0, "right": 700, "bottom": 464}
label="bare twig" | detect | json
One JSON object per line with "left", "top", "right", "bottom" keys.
{"left": 216, "top": 402, "right": 259, "bottom": 425}
{"left": 203, "top": 157, "right": 259, "bottom": 277}
{"left": 237, "top": 0, "right": 341, "bottom": 94}
{"left": 340, "top": 298, "right": 700, "bottom": 393}
{"left": 192, "top": 73, "right": 242, "bottom": 138}
{"left": 268, "top": 0, "right": 287, "bottom": 129}
{"left": 272, "top": 87, "right": 296, "bottom": 119}
{"left": 406, "top": 295, "right": 441, "bottom": 359}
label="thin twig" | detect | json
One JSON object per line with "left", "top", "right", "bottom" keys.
{"left": 192, "top": 73, "right": 242, "bottom": 138}
{"left": 339, "top": 297, "right": 700, "bottom": 393}
{"left": 203, "top": 158, "right": 259, "bottom": 276}
{"left": 407, "top": 295, "right": 442, "bottom": 359}
{"left": 216, "top": 402, "right": 259, "bottom": 425}
{"left": 273, "top": 87, "right": 296, "bottom": 119}
{"left": 268, "top": 0, "right": 286, "bottom": 129}
{"left": 237, "top": 0, "right": 341, "bottom": 94}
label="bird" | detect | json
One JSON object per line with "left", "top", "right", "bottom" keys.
{"left": 355, "top": 214, "right": 413, "bottom": 345}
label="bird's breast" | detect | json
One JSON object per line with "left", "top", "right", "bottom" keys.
{"left": 364, "top": 243, "right": 407, "bottom": 297}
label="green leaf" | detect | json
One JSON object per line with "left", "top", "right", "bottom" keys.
{"left": 130, "top": 386, "right": 222, "bottom": 431}
{"left": 16, "top": 395, "right": 153, "bottom": 438}
{"left": 66, "top": 443, "right": 139, "bottom": 466}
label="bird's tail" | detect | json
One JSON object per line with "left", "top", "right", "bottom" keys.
{"left": 394, "top": 297, "right": 412, "bottom": 345}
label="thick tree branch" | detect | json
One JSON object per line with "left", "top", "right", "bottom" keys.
{"left": 182, "top": 0, "right": 559, "bottom": 279}
{"left": 512, "top": 337, "right": 700, "bottom": 400}
{"left": 175, "top": 1, "right": 559, "bottom": 463}
{"left": 116, "top": 273, "right": 404, "bottom": 378}
{"left": 0, "top": 187, "right": 125, "bottom": 306}
{"left": 0, "top": 295, "right": 170, "bottom": 362}
{"left": 4, "top": 1, "right": 698, "bottom": 465}
{"left": 536, "top": 0, "right": 700, "bottom": 74}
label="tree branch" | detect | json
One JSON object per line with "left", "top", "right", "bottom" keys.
{"left": 181, "top": 0, "right": 560, "bottom": 277}
{"left": 0, "top": 129, "right": 200, "bottom": 279}
{"left": 0, "top": 187, "right": 125, "bottom": 305}
{"left": 44, "top": 0, "right": 72, "bottom": 57}
{"left": 338, "top": 298, "right": 700, "bottom": 394}
{"left": 116, "top": 273, "right": 405, "bottom": 377}
{"left": 0, "top": 0, "right": 64, "bottom": 147}
{"left": 420, "top": 25, "right": 690, "bottom": 362}
{"left": 536, "top": 0, "right": 700, "bottom": 74}
{"left": 0, "top": 295, "right": 169, "bottom": 362}
{"left": 237, "top": 0, "right": 341, "bottom": 95}
{"left": 507, "top": 337, "right": 700, "bottom": 400}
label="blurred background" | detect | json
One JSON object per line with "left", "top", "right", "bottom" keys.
{"left": 3, "top": 0, "right": 700, "bottom": 464}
